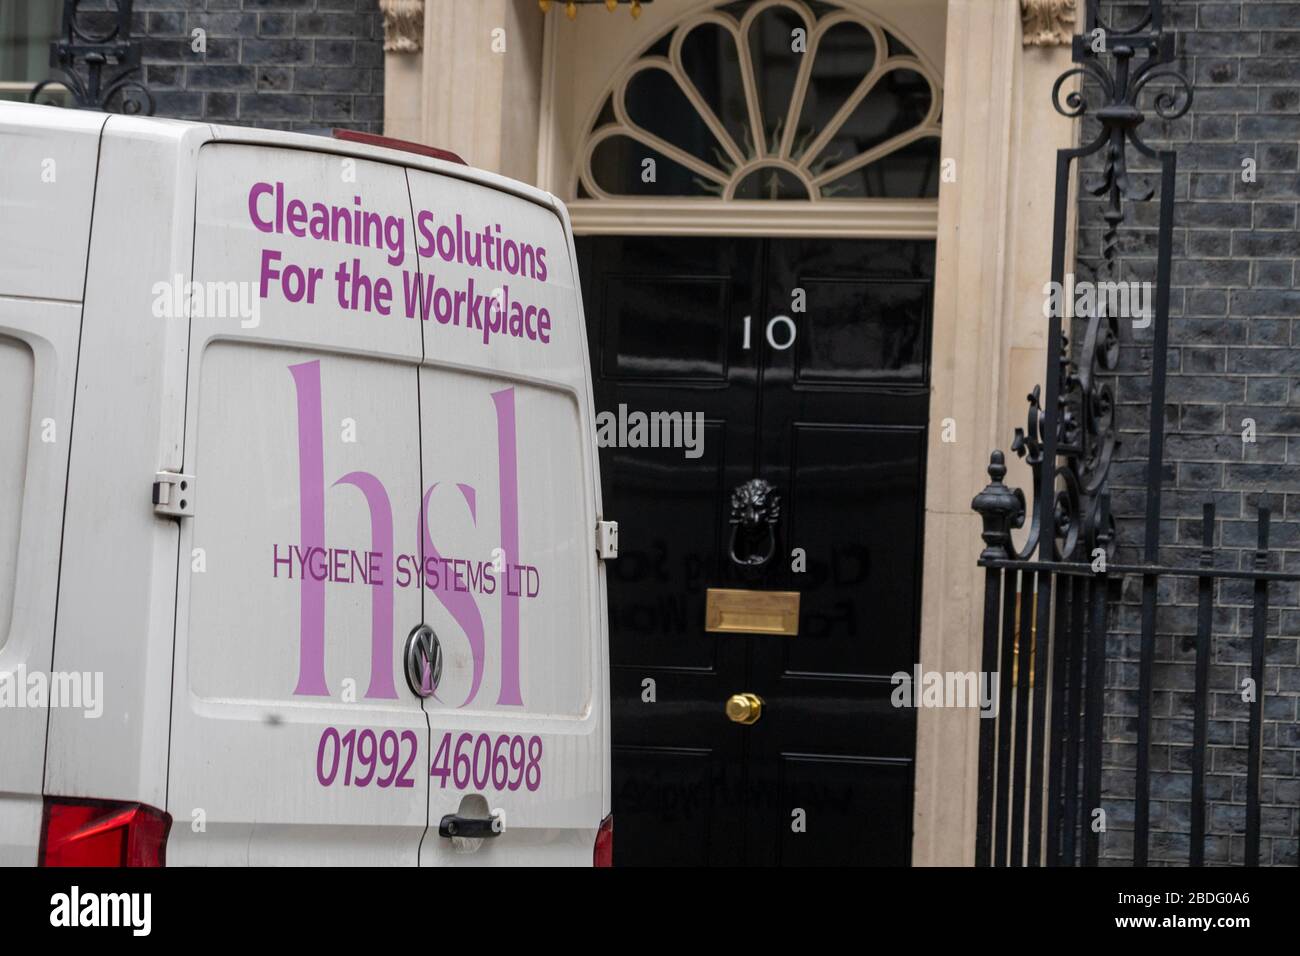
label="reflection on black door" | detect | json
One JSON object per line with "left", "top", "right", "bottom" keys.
{"left": 577, "top": 235, "right": 933, "bottom": 866}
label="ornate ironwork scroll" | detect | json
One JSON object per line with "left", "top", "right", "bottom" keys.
{"left": 30, "top": 0, "right": 154, "bottom": 115}
{"left": 972, "top": 0, "right": 1196, "bottom": 870}
{"left": 973, "top": 0, "right": 1190, "bottom": 565}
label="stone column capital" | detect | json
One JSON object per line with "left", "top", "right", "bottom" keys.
{"left": 1021, "top": 0, "right": 1077, "bottom": 47}
{"left": 380, "top": 0, "right": 425, "bottom": 53}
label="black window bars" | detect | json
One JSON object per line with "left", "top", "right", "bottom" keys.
{"left": 972, "top": 0, "right": 1297, "bottom": 867}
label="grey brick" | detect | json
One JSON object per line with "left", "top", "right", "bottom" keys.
{"left": 1245, "top": 4, "right": 1300, "bottom": 29}
{"left": 1196, "top": 59, "right": 1238, "bottom": 85}
{"left": 311, "top": 93, "right": 355, "bottom": 119}
{"left": 1262, "top": 88, "right": 1300, "bottom": 112}
{"left": 258, "top": 14, "right": 295, "bottom": 37}
{"left": 1194, "top": 87, "right": 1259, "bottom": 112}
{"left": 314, "top": 39, "right": 356, "bottom": 66}
{"left": 1166, "top": 375, "right": 1246, "bottom": 403}
{"left": 185, "top": 65, "right": 256, "bottom": 91}
{"left": 1199, "top": 5, "right": 1241, "bottom": 29}
{"left": 1253, "top": 204, "right": 1296, "bottom": 229}
{"left": 204, "top": 91, "right": 239, "bottom": 121}
{"left": 256, "top": 67, "right": 294, "bottom": 93}
{"left": 187, "top": 13, "right": 259, "bottom": 35}
{"left": 1265, "top": 31, "right": 1300, "bottom": 54}
{"left": 148, "top": 12, "right": 188, "bottom": 36}
{"left": 242, "top": 39, "right": 315, "bottom": 65}
{"left": 356, "top": 40, "right": 385, "bottom": 69}
{"left": 294, "top": 14, "right": 370, "bottom": 38}
{"left": 1240, "top": 114, "right": 1300, "bottom": 140}
{"left": 1187, "top": 231, "right": 1233, "bottom": 258}
{"left": 1179, "top": 202, "right": 1253, "bottom": 228}
{"left": 1241, "top": 58, "right": 1300, "bottom": 84}
{"left": 237, "top": 92, "right": 315, "bottom": 119}
{"left": 243, "top": 0, "right": 317, "bottom": 10}
{"left": 1184, "top": 31, "right": 1261, "bottom": 56}
{"left": 1236, "top": 173, "right": 1300, "bottom": 199}
{"left": 1195, "top": 114, "right": 1237, "bottom": 141}
{"left": 294, "top": 67, "right": 371, "bottom": 93}
{"left": 1233, "top": 230, "right": 1300, "bottom": 256}
{"left": 149, "top": 90, "right": 204, "bottom": 115}
{"left": 354, "top": 95, "right": 383, "bottom": 123}
{"left": 1172, "top": 258, "right": 1251, "bottom": 286}
{"left": 1249, "top": 317, "right": 1291, "bottom": 344}
{"left": 145, "top": 64, "right": 182, "bottom": 88}
{"left": 1232, "top": 289, "right": 1300, "bottom": 315}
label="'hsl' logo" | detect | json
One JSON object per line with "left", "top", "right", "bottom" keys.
{"left": 287, "top": 360, "right": 522, "bottom": 707}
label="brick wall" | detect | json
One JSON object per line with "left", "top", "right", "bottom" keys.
{"left": 131, "top": 0, "right": 384, "bottom": 133}
{"left": 1079, "top": 0, "right": 1300, "bottom": 866}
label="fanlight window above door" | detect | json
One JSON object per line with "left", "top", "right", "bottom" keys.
{"left": 579, "top": 0, "right": 943, "bottom": 201}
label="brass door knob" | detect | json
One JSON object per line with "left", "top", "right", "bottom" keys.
{"left": 725, "top": 692, "right": 763, "bottom": 725}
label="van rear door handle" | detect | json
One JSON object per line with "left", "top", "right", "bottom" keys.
{"left": 438, "top": 812, "right": 502, "bottom": 839}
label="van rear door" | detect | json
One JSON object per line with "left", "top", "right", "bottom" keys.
{"left": 0, "top": 105, "right": 105, "bottom": 864}
{"left": 405, "top": 170, "right": 608, "bottom": 865}
{"left": 166, "top": 142, "right": 429, "bottom": 864}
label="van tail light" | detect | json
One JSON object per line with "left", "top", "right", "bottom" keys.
{"left": 594, "top": 813, "right": 613, "bottom": 868}
{"left": 329, "top": 128, "right": 467, "bottom": 166}
{"left": 40, "top": 797, "right": 171, "bottom": 867}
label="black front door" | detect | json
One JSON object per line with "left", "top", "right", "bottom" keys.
{"left": 577, "top": 234, "right": 933, "bottom": 866}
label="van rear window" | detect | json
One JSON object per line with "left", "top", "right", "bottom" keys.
{"left": 0, "top": 335, "right": 33, "bottom": 651}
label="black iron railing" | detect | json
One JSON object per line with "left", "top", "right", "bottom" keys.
{"left": 972, "top": 0, "right": 1297, "bottom": 866}
{"left": 30, "top": 0, "right": 153, "bottom": 115}
{"left": 974, "top": 477, "right": 1295, "bottom": 865}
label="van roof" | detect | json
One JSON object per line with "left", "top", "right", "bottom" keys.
{"left": 0, "top": 101, "right": 565, "bottom": 218}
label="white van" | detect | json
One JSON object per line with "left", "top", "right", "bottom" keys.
{"left": 0, "top": 102, "right": 613, "bottom": 866}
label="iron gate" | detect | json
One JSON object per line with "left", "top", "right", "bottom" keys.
{"left": 972, "top": 0, "right": 1299, "bottom": 867}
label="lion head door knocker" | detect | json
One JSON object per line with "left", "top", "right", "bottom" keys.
{"left": 728, "top": 479, "right": 781, "bottom": 568}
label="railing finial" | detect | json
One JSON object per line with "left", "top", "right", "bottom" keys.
{"left": 971, "top": 451, "right": 1026, "bottom": 562}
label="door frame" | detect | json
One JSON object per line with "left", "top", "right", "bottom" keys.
{"left": 564, "top": 198, "right": 937, "bottom": 239}
{"left": 532, "top": 0, "right": 1082, "bottom": 865}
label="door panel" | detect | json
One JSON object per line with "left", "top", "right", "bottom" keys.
{"left": 607, "top": 431, "right": 747, "bottom": 866}
{"left": 792, "top": 277, "right": 931, "bottom": 385}
{"left": 404, "top": 168, "right": 606, "bottom": 865}
{"left": 415, "top": 367, "right": 603, "bottom": 865}
{"left": 170, "top": 344, "right": 429, "bottom": 865}
{"left": 579, "top": 234, "right": 933, "bottom": 866}
{"left": 599, "top": 274, "right": 732, "bottom": 384}
{"left": 168, "top": 145, "right": 428, "bottom": 864}
{"left": 752, "top": 237, "right": 932, "bottom": 866}
{"left": 579, "top": 236, "right": 763, "bottom": 866}
{"left": 778, "top": 424, "right": 926, "bottom": 675}
{"left": 775, "top": 754, "right": 913, "bottom": 866}
{"left": 0, "top": 110, "right": 103, "bottom": 862}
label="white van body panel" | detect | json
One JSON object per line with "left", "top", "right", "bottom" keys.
{"left": 44, "top": 117, "right": 206, "bottom": 812}
{"left": 166, "top": 142, "right": 429, "bottom": 865}
{"left": 0, "top": 299, "right": 81, "bottom": 865}
{"left": 0, "top": 102, "right": 610, "bottom": 866}
{"left": 0, "top": 107, "right": 105, "bottom": 301}
{"left": 403, "top": 166, "right": 606, "bottom": 864}
{"left": 0, "top": 105, "right": 107, "bottom": 864}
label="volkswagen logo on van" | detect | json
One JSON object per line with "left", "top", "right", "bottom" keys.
{"left": 403, "top": 624, "right": 443, "bottom": 698}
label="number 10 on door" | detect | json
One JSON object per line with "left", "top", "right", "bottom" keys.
{"left": 742, "top": 315, "right": 797, "bottom": 351}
